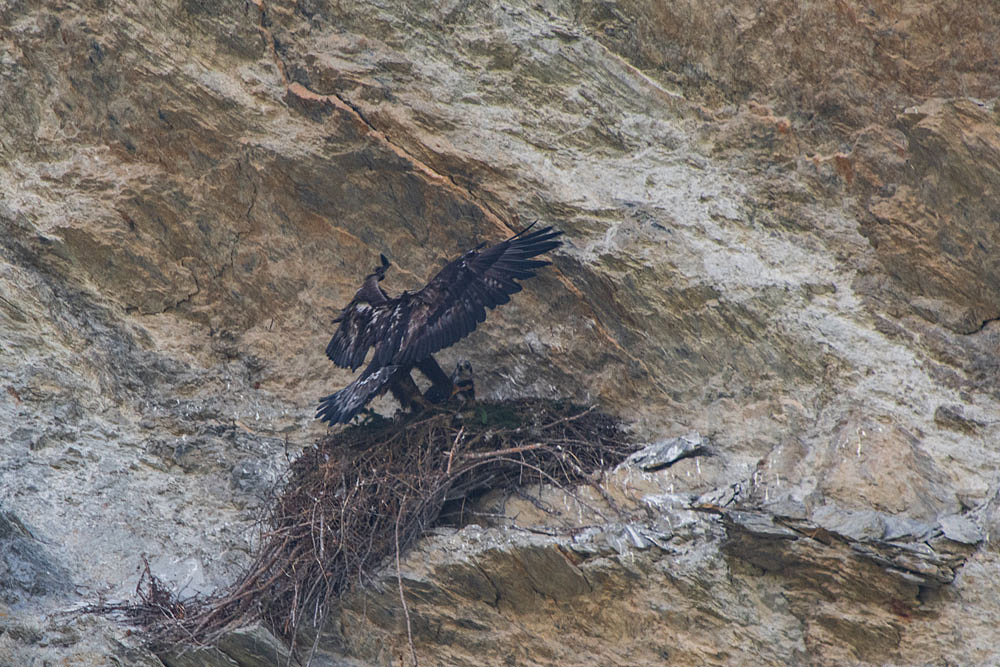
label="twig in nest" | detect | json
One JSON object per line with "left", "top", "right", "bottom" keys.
{"left": 446, "top": 426, "right": 464, "bottom": 475}
{"left": 539, "top": 404, "right": 596, "bottom": 430}
{"left": 396, "top": 493, "right": 418, "bottom": 667}
{"left": 461, "top": 442, "right": 545, "bottom": 460}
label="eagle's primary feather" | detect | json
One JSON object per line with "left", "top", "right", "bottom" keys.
{"left": 318, "top": 225, "right": 562, "bottom": 425}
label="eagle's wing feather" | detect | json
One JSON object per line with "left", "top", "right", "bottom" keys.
{"left": 325, "top": 302, "right": 395, "bottom": 370}
{"left": 395, "top": 226, "right": 563, "bottom": 366}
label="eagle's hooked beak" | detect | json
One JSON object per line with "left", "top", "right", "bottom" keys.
{"left": 375, "top": 253, "right": 391, "bottom": 279}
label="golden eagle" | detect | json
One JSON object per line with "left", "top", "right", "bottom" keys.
{"left": 317, "top": 225, "right": 563, "bottom": 424}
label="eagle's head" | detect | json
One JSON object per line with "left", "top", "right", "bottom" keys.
{"left": 452, "top": 359, "right": 473, "bottom": 381}
{"left": 451, "top": 360, "right": 475, "bottom": 404}
{"left": 373, "top": 253, "right": 391, "bottom": 280}
{"left": 354, "top": 254, "right": 391, "bottom": 305}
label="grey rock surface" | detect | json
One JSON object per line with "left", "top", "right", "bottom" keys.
{"left": 0, "top": 509, "right": 70, "bottom": 606}
{"left": 628, "top": 432, "right": 707, "bottom": 471}
{"left": 1, "top": 0, "right": 999, "bottom": 664}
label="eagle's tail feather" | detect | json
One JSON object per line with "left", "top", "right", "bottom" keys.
{"left": 316, "top": 365, "right": 401, "bottom": 425}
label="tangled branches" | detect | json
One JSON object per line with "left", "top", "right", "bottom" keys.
{"left": 100, "top": 398, "right": 633, "bottom": 655}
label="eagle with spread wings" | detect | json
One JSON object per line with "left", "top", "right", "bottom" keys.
{"left": 317, "top": 225, "right": 563, "bottom": 425}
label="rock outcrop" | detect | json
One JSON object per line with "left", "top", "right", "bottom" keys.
{"left": 2, "top": 0, "right": 999, "bottom": 664}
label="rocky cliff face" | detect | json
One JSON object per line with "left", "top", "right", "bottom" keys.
{"left": 2, "top": 0, "right": 999, "bottom": 664}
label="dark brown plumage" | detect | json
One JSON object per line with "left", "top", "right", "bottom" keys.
{"left": 317, "top": 225, "right": 562, "bottom": 425}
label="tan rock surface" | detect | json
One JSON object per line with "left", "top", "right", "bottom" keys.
{"left": 1, "top": 0, "right": 999, "bottom": 664}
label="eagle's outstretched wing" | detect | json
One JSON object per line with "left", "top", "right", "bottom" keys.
{"left": 395, "top": 225, "right": 563, "bottom": 365}
{"left": 316, "top": 364, "right": 402, "bottom": 424}
{"left": 325, "top": 303, "right": 392, "bottom": 371}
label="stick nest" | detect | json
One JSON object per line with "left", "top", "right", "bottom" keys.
{"left": 95, "top": 398, "right": 634, "bottom": 652}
